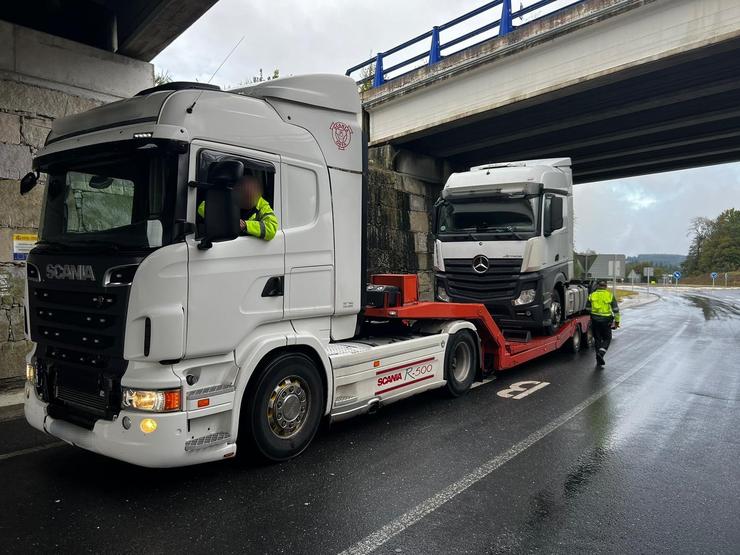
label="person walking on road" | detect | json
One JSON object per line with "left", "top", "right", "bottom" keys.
{"left": 586, "top": 279, "right": 620, "bottom": 367}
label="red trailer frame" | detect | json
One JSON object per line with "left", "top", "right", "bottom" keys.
{"left": 365, "top": 275, "right": 591, "bottom": 372}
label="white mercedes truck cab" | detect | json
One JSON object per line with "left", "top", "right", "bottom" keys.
{"left": 433, "top": 159, "right": 587, "bottom": 334}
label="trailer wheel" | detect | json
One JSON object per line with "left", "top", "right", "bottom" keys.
{"left": 566, "top": 328, "right": 581, "bottom": 353}
{"left": 581, "top": 323, "right": 595, "bottom": 350}
{"left": 244, "top": 352, "right": 324, "bottom": 462}
{"left": 444, "top": 331, "right": 477, "bottom": 397}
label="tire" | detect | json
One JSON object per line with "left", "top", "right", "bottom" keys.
{"left": 566, "top": 327, "right": 581, "bottom": 353}
{"left": 243, "top": 352, "right": 325, "bottom": 462}
{"left": 581, "top": 323, "right": 595, "bottom": 350}
{"left": 544, "top": 288, "right": 564, "bottom": 335}
{"left": 444, "top": 331, "right": 478, "bottom": 397}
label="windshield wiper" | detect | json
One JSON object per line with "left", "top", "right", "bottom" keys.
{"left": 35, "top": 240, "right": 67, "bottom": 251}
{"left": 476, "top": 226, "right": 527, "bottom": 240}
{"left": 70, "top": 239, "right": 120, "bottom": 252}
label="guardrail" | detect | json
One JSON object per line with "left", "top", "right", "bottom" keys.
{"left": 346, "top": 0, "right": 584, "bottom": 89}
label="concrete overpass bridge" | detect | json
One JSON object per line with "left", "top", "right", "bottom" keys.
{"left": 349, "top": 0, "right": 740, "bottom": 183}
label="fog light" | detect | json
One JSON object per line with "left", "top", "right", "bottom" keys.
{"left": 140, "top": 418, "right": 158, "bottom": 434}
{"left": 26, "top": 362, "right": 36, "bottom": 384}
{"left": 513, "top": 288, "right": 536, "bottom": 306}
{"left": 437, "top": 285, "right": 450, "bottom": 302}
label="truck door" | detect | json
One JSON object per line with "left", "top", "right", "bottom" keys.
{"left": 543, "top": 193, "right": 569, "bottom": 270}
{"left": 185, "top": 141, "right": 285, "bottom": 358}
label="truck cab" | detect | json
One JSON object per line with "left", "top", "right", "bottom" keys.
{"left": 23, "top": 76, "right": 364, "bottom": 466}
{"left": 433, "top": 159, "right": 575, "bottom": 334}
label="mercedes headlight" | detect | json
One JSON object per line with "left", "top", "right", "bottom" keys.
{"left": 513, "top": 288, "right": 536, "bottom": 306}
{"left": 437, "top": 285, "right": 450, "bottom": 302}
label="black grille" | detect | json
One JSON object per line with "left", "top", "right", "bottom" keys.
{"left": 27, "top": 253, "right": 139, "bottom": 423}
{"left": 443, "top": 258, "right": 523, "bottom": 301}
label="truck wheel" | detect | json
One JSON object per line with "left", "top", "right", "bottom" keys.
{"left": 544, "top": 288, "right": 563, "bottom": 335}
{"left": 444, "top": 331, "right": 477, "bottom": 397}
{"left": 566, "top": 328, "right": 581, "bottom": 353}
{"left": 244, "top": 352, "right": 324, "bottom": 462}
{"left": 581, "top": 323, "right": 595, "bottom": 350}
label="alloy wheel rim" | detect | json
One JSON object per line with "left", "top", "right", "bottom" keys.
{"left": 267, "top": 376, "right": 310, "bottom": 439}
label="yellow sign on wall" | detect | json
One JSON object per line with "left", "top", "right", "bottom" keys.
{"left": 12, "top": 233, "right": 38, "bottom": 261}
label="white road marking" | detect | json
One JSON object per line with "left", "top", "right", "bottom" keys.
{"left": 0, "top": 441, "right": 66, "bottom": 462}
{"left": 496, "top": 380, "right": 550, "bottom": 399}
{"left": 470, "top": 378, "right": 495, "bottom": 389}
{"left": 338, "top": 322, "right": 690, "bottom": 555}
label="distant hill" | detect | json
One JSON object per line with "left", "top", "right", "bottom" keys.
{"left": 626, "top": 254, "right": 686, "bottom": 266}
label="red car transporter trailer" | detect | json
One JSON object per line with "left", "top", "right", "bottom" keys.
{"left": 366, "top": 274, "right": 591, "bottom": 373}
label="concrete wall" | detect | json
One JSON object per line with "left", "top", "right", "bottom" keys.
{"left": 0, "top": 21, "right": 153, "bottom": 384}
{"left": 368, "top": 148, "right": 442, "bottom": 300}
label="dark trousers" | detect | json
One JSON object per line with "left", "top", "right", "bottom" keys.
{"left": 591, "top": 317, "right": 613, "bottom": 352}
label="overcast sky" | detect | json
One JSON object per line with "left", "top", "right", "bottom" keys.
{"left": 153, "top": 0, "right": 740, "bottom": 256}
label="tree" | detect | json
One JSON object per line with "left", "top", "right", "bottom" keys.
{"left": 250, "top": 68, "right": 280, "bottom": 84}
{"left": 682, "top": 209, "right": 740, "bottom": 275}
{"left": 154, "top": 68, "right": 173, "bottom": 87}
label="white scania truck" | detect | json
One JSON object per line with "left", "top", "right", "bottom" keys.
{"left": 22, "top": 75, "right": 591, "bottom": 467}
{"left": 433, "top": 159, "right": 588, "bottom": 335}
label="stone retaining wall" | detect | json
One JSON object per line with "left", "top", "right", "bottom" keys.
{"left": 367, "top": 164, "right": 441, "bottom": 300}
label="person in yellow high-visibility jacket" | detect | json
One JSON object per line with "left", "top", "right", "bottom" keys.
{"left": 586, "top": 279, "right": 621, "bottom": 367}
{"left": 198, "top": 175, "right": 278, "bottom": 240}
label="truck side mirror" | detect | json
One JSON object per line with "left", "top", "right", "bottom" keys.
{"left": 191, "top": 160, "right": 243, "bottom": 249}
{"left": 20, "top": 172, "right": 39, "bottom": 195}
{"left": 544, "top": 195, "right": 564, "bottom": 235}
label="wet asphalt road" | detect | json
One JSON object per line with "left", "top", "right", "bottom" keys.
{"left": 1, "top": 288, "right": 739, "bottom": 554}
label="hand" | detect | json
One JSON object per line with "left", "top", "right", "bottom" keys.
{"left": 239, "top": 219, "right": 246, "bottom": 232}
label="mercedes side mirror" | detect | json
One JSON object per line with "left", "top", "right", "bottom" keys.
{"left": 544, "top": 196, "right": 564, "bottom": 236}
{"left": 20, "top": 172, "right": 39, "bottom": 195}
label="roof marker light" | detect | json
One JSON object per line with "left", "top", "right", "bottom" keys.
{"left": 133, "top": 132, "right": 153, "bottom": 139}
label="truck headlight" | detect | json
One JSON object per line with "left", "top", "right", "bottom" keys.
{"left": 513, "top": 288, "right": 536, "bottom": 306}
{"left": 121, "top": 388, "right": 181, "bottom": 412}
{"left": 437, "top": 285, "right": 450, "bottom": 302}
{"left": 26, "top": 361, "right": 36, "bottom": 384}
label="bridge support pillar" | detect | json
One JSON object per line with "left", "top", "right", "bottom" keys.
{"left": 368, "top": 146, "right": 450, "bottom": 300}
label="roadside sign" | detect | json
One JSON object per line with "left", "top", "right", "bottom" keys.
{"left": 643, "top": 267, "right": 654, "bottom": 278}
{"left": 673, "top": 271, "right": 681, "bottom": 279}
{"left": 711, "top": 272, "right": 718, "bottom": 287}
{"left": 12, "top": 233, "right": 37, "bottom": 261}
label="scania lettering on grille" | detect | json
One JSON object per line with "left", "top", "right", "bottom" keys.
{"left": 375, "top": 358, "right": 436, "bottom": 393}
{"left": 46, "top": 264, "right": 96, "bottom": 281}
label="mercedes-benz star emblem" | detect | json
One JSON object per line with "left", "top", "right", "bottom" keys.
{"left": 472, "top": 255, "right": 489, "bottom": 274}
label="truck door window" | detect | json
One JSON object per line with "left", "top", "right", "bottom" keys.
{"left": 195, "top": 149, "right": 276, "bottom": 234}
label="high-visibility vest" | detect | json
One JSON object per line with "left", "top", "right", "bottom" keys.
{"left": 197, "top": 196, "right": 278, "bottom": 241}
{"left": 587, "top": 288, "right": 621, "bottom": 322}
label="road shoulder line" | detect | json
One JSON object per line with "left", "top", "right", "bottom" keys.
{"left": 338, "top": 321, "right": 690, "bottom": 555}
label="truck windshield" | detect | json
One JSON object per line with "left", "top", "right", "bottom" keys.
{"left": 436, "top": 195, "right": 540, "bottom": 240}
{"left": 36, "top": 141, "right": 181, "bottom": 251}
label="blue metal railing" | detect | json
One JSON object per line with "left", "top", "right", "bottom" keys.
{"left": 346, "top": 0, "right": 584, "bottom": 88}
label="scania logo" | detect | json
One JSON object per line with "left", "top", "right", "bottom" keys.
{"left": 472, "top": 255, "right": 489, "bottom": 274}
{"left": 46, "top": 264, "right": 95, "bottom": 281}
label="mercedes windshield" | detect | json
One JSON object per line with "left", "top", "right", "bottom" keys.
{"left": 434, "top": 193, "right": 541, "bottom": 241}
{"left": 34, "top": 140, "right": 187, "bottom": 252}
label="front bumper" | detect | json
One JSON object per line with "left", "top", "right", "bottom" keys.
{"left": 435, "top": 274, "right": 550, "bottom": 330}
{"left": 24, "top": 384, "right": 236, "bottom": 468}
